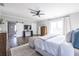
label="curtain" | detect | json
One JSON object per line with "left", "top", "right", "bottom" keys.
{"left": 63, "top": 16, "right": 71, "bottom": 35}
{"left": 49, "top": 18, "right": 64, "bottom": 35}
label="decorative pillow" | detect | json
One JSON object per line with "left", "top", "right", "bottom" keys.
{"left": 66, "top": 30, "right": 74, "bottom": 43}
{"left": 39, "top": 34, "right": 59, "bottom": 40}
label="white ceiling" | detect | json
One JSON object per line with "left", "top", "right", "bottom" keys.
{"left": 1, "top": 3, "right": 79, "bottom": 21}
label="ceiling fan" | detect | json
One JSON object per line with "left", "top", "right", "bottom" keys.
{"left": 29, "top": 8, "right": 45, "bottom": 17}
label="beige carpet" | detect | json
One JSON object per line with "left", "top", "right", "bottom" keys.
{"left": 74, "top": 49, "right": 79, "bottom": 56}
{"left": 11, "top": 43, "right": 79, "bottom": 56}
{"left": 10, "top": 44, "right": 41, "bottom": 56}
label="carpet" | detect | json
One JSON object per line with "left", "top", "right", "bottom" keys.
{"left": 10, "top": 43, "right": 41, "bottom": 56}
{"left": 74, "top": 48, "right": 79, "bottom": 56}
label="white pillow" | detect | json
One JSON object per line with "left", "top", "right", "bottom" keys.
{"left": 66, "top": 30, "right": 74, "bottom": 42}
{"left": 39, "top": 34, "right": 59, "bottom": 40}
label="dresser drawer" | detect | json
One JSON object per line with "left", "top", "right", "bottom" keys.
{"left": 0, "top": 33, "right": 6, "bottom": 56}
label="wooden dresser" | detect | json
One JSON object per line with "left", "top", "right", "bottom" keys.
{"left": 0, "top": 33, "right": 6, "bottom": 56}
{"left": 41, "top": 26, "right": 47, "bottom": 36}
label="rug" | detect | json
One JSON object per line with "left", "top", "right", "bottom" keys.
{"left": 11, "top": 43, "right": 79, "bottom": 56}
{"left": 10, "top": 43, "right": 41, "bottom": 56}
{"left": 74, "top": 48, "right": 79, "bottom": 56}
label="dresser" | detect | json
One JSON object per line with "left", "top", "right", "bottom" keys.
{"left": 41, "top": 26, "right": 47, "bottom": 36}
{"left": 0, "top": 33, "right": 6, "bottom": 56}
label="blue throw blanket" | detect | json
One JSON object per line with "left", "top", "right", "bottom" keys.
{"left": 73, "top": 30, "right": 79, "bottom": 48}
{"left": 68, "top": 29, "right": 79, "bottom": 49}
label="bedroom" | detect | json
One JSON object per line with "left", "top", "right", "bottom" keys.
{"left": 0, "top": 3, "right": 79, "bottom": 56}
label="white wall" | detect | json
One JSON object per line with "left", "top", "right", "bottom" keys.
{"left": 37, "top": 18, "right": 64, "bottom": 35}
{"left": 0, "top": 10, "right": 37, "bottom": 36}
{"left": 37, "top": 13, "right": 79, "bottom": 35}
{"left": 16, "top": 22, "right": 37, "bottom": 37}
{"left": 37, "top": 20, "right": 50, "bottom": 35}
{"left": 24, "top": 21, "right": 37, "bottom": 35}
{"left": 0, "top": 9, "right": 7, "bottom": 32}
{"left": 70, "top": 13, "right": 79, "bottom": 30}
{"left": 16, "top": 23, "right": 24, "bottom": 37}
{"left": 0, "top": 16, "right": 7, "bottom": 33}
{"left": 31, "top": 23, "right": 37, "bottom": 35}
{"left": 0, "top": 23, "right": 7, "bottom": 32}
{"left": 1, "top": 8, "right": 79, "bottom": 37}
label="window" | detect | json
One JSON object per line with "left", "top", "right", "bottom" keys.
{"left": 49, "top": 20, "right": 63, "bottom": 35}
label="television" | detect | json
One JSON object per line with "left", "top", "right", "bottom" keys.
{"left": 24, "top": 25, "right": 31, "bottom": 30}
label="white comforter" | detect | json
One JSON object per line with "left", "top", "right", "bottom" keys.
{"left": 34, "top": 35, "right": 74, "bottom": 56}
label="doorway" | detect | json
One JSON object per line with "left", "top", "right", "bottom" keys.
{"left": 8, "top": 21, "right": 17, "bottom": 48}
{"left": 7, "top": 21, "right": 29, "bottom": 55}
{"left": 8, "top": 21, "right": 28, "bottom": 47}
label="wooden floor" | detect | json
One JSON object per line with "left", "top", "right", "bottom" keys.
{"left": 8, "top": 36, "right": 29, "bottom": 56}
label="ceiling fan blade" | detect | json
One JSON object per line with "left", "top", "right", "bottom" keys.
{"left": 29, "top": 8, "right": 37, "bottom": 12}
{"left": 31, "top": 11, "right": 37, "bottom": 14}
{"left": 39, "top": 13, "right": 45, "bottom": 15}
{"left": 32, "top": 14, "right": 41, "bottom": 17}
{"left": 29, "top": 8, "right": 44, "bottom": 17}
{"left": 32, "top": 14, "right": 40, "bottom": 17}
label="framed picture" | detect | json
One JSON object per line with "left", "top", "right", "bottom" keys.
{"left": 24, "top": 25, "right": 31, "bottom": 30}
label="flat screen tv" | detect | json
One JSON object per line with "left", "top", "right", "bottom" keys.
{"left": 24, "top": 25, "right": 31, "bottom": 30}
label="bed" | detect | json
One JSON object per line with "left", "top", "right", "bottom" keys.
{"left": 34, "top": 35, "right": 74, "bottom": 56}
